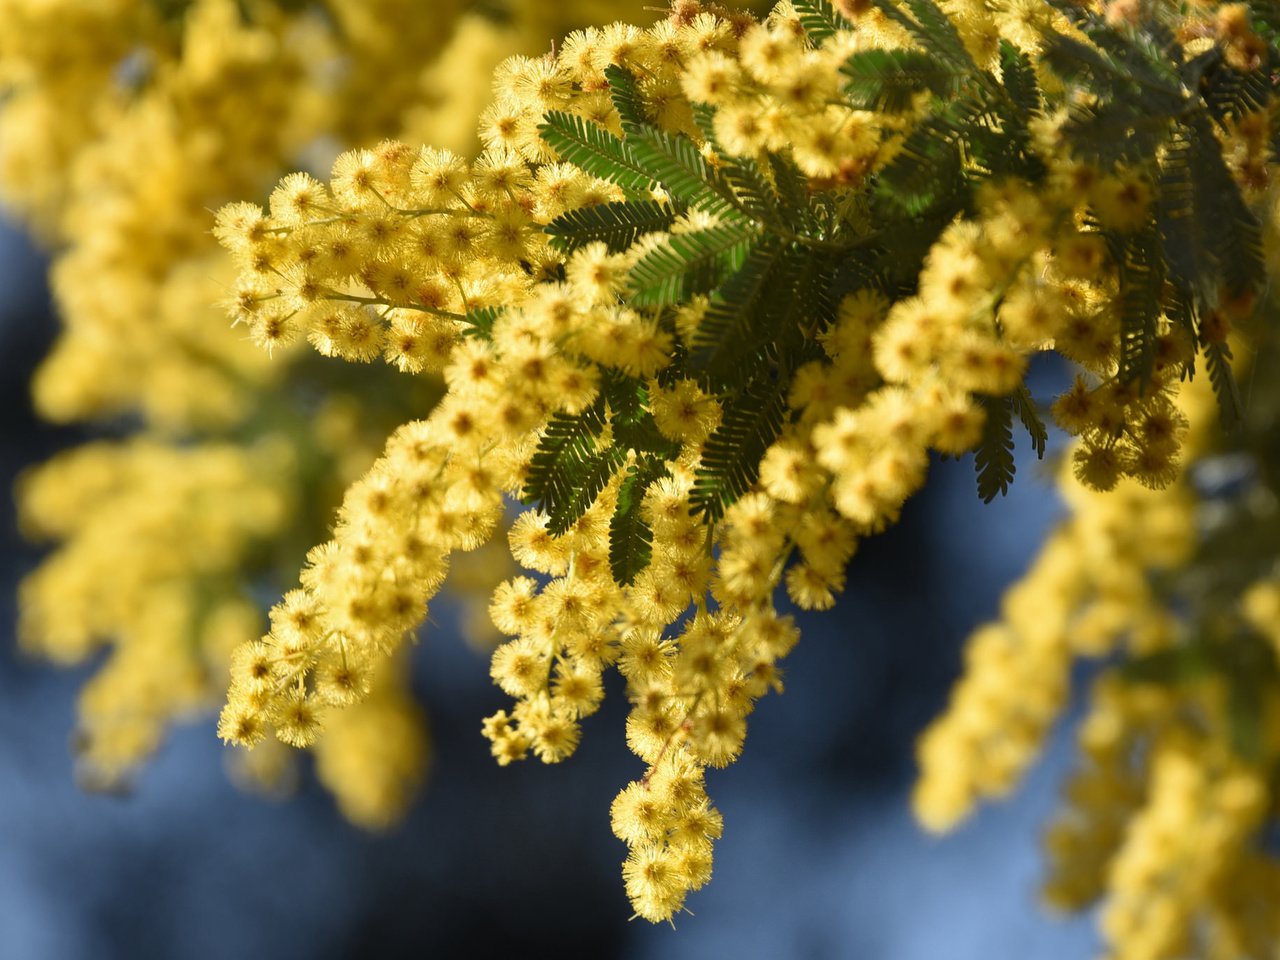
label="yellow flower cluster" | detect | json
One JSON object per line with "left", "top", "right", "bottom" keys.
{"left": 679, "top": 1, "right": 886, "bottom": 180}
{"left": 913, "top": 402, "right": 1199, "bottom": 831}
{"left": 0, "top": 0, "right": 151, "bottom": 237}
{"left": 1042, "top": 675, "right": 1152, "bottom": 914}
{"left": 13, "top": 0, "right": 1280, "bottom": 938}
{"left": 2, "top": 0, "right": 684, "bottom": 425}
{"left": 215, "top": 137, "right": 608, "bottom": 366}
{"left": 203, "top": 0, "right": 1280, "bottom": 923}
{"left": 17, "top": 439, "right": 291, "bottom": 786}
{"left": 611, "top": 753, "right": 724, "bottom": 921}
{"left": 12, "top": 0, "right": 321, "bottom": 427}
{"left": 4, "top": 0, "right": 709, "bottom": 815}
{"left": 911, "top": 354, "right": 1280, "bottom": 957}
{"left": 311, "top": 653, "right": 430, "bottom": 830}
{"left": 929, "top": 404, "right": 1201, "bottom": 745}
{"left": 1099, "top": 736, "right": 1250, "bottom": 960}
{"left": 1045, "top": 679, "right": 1277, "bottom": 960}
{"left": 211, "top": 4, "right": 827, "bottom": 920}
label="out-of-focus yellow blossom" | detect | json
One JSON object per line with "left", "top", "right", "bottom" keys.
{"left": 17, "top": 439, "right": 292, "bottom": 786}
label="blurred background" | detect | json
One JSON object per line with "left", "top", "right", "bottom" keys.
{"left": 0, "top": 213, "right": 1099, "bottom": 959}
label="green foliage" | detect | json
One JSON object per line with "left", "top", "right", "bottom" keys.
{"left": 1205, "top": 338, "right": 1244, "bottom": 429}
{"left": 1115, "top": 226, "right": 1165, "bottom": 389}
{"left": 1183, "top": 113, "right": 1265, "bottom": 300}
{"left": 535, "top": 0, "right": 1270, "bottom": 528}
{"left": 521, "top": 401, "right": 608, "bottom": 531}
{"left": 691, "top": 375, "right": 790, "bottom": 521}
{"left": 690, "top": 240, "right": 789, "bottom": 376}
{"left": 538, "top": 111, "right": 656, "bottom": 198}
{"left": 1011, "top": 384, "right": 1048, "bottom": 461}
{"left": 533, "top": 62, "right": 865, "bottom": 523}
{"left": 546, "top": 200, "right": 677, "bottom": 254}
{"left": 605, "top": 63, "right": 649, "bottom": 130}
{"left": 628, "top": 222, "right": 757, "bottom": 307}
{"left": 792, "top": 0, "right": 844, "bottom": 43}
{"left": 1038, "top": 7, "right": 1184, "bottom": 166}
{"left": 609, "top": 456, "right": 672, "bottom": 585}
{"left": 718, "top": 155, "right": 789, "bottom": 229}
{"left": 548, "top": 446, "right": 628, "bottom": 536}
{"left": 850, "top": 19, "right": 1047, "bottom": 241}
{"left": 766, "top": 154, "right": 815, "bottom": 225}
{"left": 1155, "top": 112, "right": 1263, "bottom": 321}
{"left": 873, "top": 96, "right": 984, "bottom": 215}
{"left": 602, "top": 372, "right": 681, "bottom": 459}
{"left": 461, "top": 305, "right": 503, "bottom": 340}
{"left": 842, "top": 49, "right": 967, "bottom": 112}
{"left": 997, "top": 40, "right": 1041, "bottom": 119}
{"left": 1042, "top": 1, "right": 1182, "bottom": 102}
{"left": 1193, "top": 47, "right": 1276, "bottom": 126}
{"left": 625, "top": 125, "right": 738, "bottom": 217}
{"left": 1028, "top": 0, "right": 1266, "bottom": 425}
{"left": 974, "top": 393, "right": 1016, "bottom": 503}
{"left": 522, "top": 371, "right": 679, "bottom": 574}
{"left": 871, "top": 0, "right": 977, "bottom": 70}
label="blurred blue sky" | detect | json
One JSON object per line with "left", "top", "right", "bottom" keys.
{"left": 0, "top": 215, "right": 1099, "bottom": 959}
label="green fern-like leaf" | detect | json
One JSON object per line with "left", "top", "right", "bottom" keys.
{"left": 719, "top": 155, "right": 789, "bottom": 228}
{"left": 628, "top": 222, "right": 757, "bottom": 308}
{"left": 545, "top": 200, "right": 677, "bottom": 253}
{"left": 1039, "top": 12, "right": 1190, "bottom": 170}
{"left": 1039, "top": 32, "right": 1132, "bottom": 98}
{"left": 545, "top": 446, "right": 627, "bottom": 536}
{"left": 1116, "top": 226, "right": 1164, "bottom": 389}
{"left": 602, "top": 369, "right": 646, "bottom": 425}
{"left": 998, "top": 40, "right": 1041, "bottom": 117}
{"left": 605, "top": 63, "right": 649, "bottom": 130}
{"left": 461, "top": 305, "right": 503, "bottom": 340}
{"left": 1153, "top": 112, "right": 1264, "bottom": 308}
{"left": 1040, "top": 28, "right": 1181, "bottom": 112}
{"left": 1204, "top": 336, "right": 1243, "bottom": 429}
{"left": 603, "top": 373, "right": 680, "bottom": 457}
{"left": 875, "top": 96, "right": 985, "bottom": 214}
{"left": 521, "top": 402, "right": 607, "bottom": 518}
{"left": 1185, "top": 112, "right": 1265, "bottom": 301}
{"left": 1040, "top": 5, "right": 1183, "bottom": 102}
{"left": 1157, "top": 124, "right": 1214, "bottom": 303}
{"left": 687, "top": 104, "right": 795, "bottom": 232}
{"left": 767, "top": 154, "right": 813, "bottom": 221}
{"left": 1163, "top": 284, "right": 1198, "bottom": 379}
{"left": 792, "top": 0, "right": 844, "bottom": 42}
{"left": 692, "top": 239, "right": 787, "bottom": 353}
{"left": 872, "top": 0, "right": 978, "bottom": 71}
{"left": 974, "top": 393, "right": 1016, "bottom": 502}
{"left": 609, "top": 455, "right": 672, "bottom": 585}
{"left": 694, "top": 242, "right": 836, "bottom": 390}
{"left": 1188, "top": 47, "right": 1276, "bottom": 127}
{"left": 1082, "top": 20, "right": 1181, "bottom": 94}
{"left": 538, "top": 111, "right": 655, "bottom": 198}
{"left": 842, "top": 49, "right": 966, "bottom": 112}
{"left": 625, "top": 126, "right": 737, "bottom": 216}
{"left": 691, "top": 376, "right": 789, "bottom": 520}
{"left": 1062, "top": 102, "right": 1173, "bottom": 167}
{"left": 1011, "top": 384, "right": 1048, "bottom": 459}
